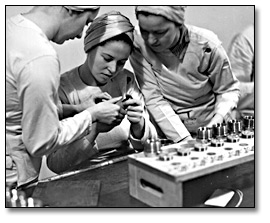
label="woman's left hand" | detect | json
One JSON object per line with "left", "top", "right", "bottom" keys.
{"left": 122, "top": 98, "right": 143, "bottom": 124}
{"left": 123, "top": 98, "right": 145, "bottom": 139}
{"left": 206, "top": 113, "right": 223, "bottom": 127}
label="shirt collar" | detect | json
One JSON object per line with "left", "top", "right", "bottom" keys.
{"left": 169, "top": 25, "right": 190, "bottom": 61}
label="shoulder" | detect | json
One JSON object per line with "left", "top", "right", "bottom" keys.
{"left": 60, "top": 68, "right": 80, "bottom": 88}
{"left": 186, "top": 24, "right": 222, "bottom": 46}
{"left": 7, "top": 14, "right": 57, "bottom": 59}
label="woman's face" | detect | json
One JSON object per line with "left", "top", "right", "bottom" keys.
{"left": 87, "top": 40, "right": 131, "bottom": 85}
{"left": 138, "top": 13, "right": 180, "bottom": 53}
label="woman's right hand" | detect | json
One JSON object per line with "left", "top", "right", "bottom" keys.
{"left": 87, "top": 97, "right": 127, "bottom": 125}
{"left": 80, "top": 92, "right": 112, "bottom": 111}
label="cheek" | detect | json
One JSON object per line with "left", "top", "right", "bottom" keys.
{"left": 91, "top": 57, "right": 106, "bottom": 74}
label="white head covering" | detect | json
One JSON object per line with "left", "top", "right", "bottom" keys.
{"left": 135, "top": 6, "right": 187, "bottom": 25}
{"left": 64, "top": 6, "right": 100, "bottom": 12}
{"left": 84, "top": 11, "right": 134, "bottom": 53}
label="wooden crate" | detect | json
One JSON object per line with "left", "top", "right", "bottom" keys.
{"left": 128, "top": 137, "right": 254, "bottom": 207}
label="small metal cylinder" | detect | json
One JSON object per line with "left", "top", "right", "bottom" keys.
{"left": 212, "top": 123, "right": 227, "bottom": 138}
{"left": 227, "top": 119, "right": 242, "bottom": 134}
{"left": 243, "top": 116, "right": 254, "bottom": 131}
{"left": 144, "top": 138, "right": 160, "bottom": 157}
{"left": 197, "top": 127, "right": 212, "bottom": 141}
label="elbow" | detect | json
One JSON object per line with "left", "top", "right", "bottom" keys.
{"left": 24, "top": 137, "right": 57, "bottom": 158}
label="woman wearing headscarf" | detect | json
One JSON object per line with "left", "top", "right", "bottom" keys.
{"left": 46, "top": 11, "right": 157, "bottom": 173}
{"left": 129, "top": 6, "right": 240, "bottom": 143}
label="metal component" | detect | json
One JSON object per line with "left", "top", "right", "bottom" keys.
{"left": 194, "top": 143, "right": 208, "bottom": 152}
{"left": 144, "top": 138, "right": 161, "bottom": 157}
{"left": 227, "top": 134, "right": 240, "bottom": 143}
{"left": 197, "top": 127, "right": 212, "bottom": 141}
{"left": 241, "top": 130, "right": 254, "bottom": 139}
{"left": 177, "top": 145, "right": 192, "bottom": 156}
{"left": 212, "top": 122, "right": 227, "bottom": 138}
{"left": 159, "top": 153, "right": 173, "bottom": 161}
{"left": 227, "top": 119, "right": 242, "bottom": 134}
{"left": 242, "top": 116, "right": 254, "bottom": 131}
{"left": 211, "top": 138, "right": 224, "bottom": 147}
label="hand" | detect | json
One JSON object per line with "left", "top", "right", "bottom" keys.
{"left": 206, "top": 113, "right": 223, "bottom": 128}
{"left": 122, "top": 98, "right": 143, "bottom": 124}
{"left": 87, "top": 97, "right": 126, "bottom": 124}
{"left": 80, "top": 92, "right": 112, "bottom": 110}
{"left": 123, "top": 98, "right": 145, "bottom": 139}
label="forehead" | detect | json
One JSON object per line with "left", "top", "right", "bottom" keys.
{"left": 98, "top": 41, "right": 131, "bottom": 58}
{"left": 138, "top": 13, "right": 172, "bottom": 31}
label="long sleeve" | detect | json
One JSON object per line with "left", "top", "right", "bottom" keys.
{"left": 18, "top": 56, "right": 92, "bottom": 157}
{"left": 125, "top": 70, "right": 158, "bottom": 147}
{"left": 207, "top": 45, "right": 240, "bottom": 118}
{"left": 130, "top": 46, "right": 190, "bottom": 142}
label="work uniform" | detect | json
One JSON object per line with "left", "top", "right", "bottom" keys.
{"left": 130, "top": 24, "right": 240, "bottom": 142}
{"left": 46, "top": 68, "right": 156, "bottom": 173}
{"left": 6, "top": 15, "right": 93, "bottom": 187}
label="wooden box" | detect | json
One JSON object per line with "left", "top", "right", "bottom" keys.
{"left": 128, "top": 137, "right": 254, "bottom": 207}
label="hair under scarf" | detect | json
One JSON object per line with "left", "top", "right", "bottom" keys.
{"left": 135, "top": 6, "right": 187, "bottom": 25}
{"left": 84, "top": 11, "right": 134, "bottom": 53}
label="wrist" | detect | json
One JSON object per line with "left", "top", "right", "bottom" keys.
{"left": 131, "top": 118, "right": 145, "bottom": 139}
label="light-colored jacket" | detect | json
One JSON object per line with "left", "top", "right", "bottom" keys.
{"left": 6, "top": 15, "right": 93, "bottom": 186}
{"left": 130, "top": 25, "right": 240, "bottom": 142}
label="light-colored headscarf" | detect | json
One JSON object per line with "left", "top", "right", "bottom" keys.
{"left": 64, "top": 6, "right": 100, "bottom": 12}
{"left": 84, "top": 11, "right": 134, "bottom": 53}
{"left": 135, "top": 6, "right": 187, "bottom": 25}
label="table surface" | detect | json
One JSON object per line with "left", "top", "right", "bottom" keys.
{"left": 32, "top": 156, "right": 255, "bottom": 208}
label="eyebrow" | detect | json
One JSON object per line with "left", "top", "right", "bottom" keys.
{"left": 103, "top": 53, "right": 129, "bottom": 61}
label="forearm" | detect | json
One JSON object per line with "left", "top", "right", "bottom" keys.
{"left": 62, "top": 104, "right": 83, "bottom": 119}
{"left": 130, "top": 48, "right": 190, "bottom": 142}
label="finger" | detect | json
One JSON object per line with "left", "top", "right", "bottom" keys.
{"left": 122, "top": 99, "right": 141, "bottom": 108}
{"left": 108, "top": 96, "right": 123, "bottom": 104}
{"left": 101, "top": 92, "right": 112, "bottom": 100}
{"left": 117, "top": 113, "right": 125, "bottom": 120}
{"left": 119, "top": 107, "right": 127, "bottom": 115}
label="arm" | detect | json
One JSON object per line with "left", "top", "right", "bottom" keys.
{"left": 206, "top": 45, "right": 240, "bottom": 126}
{"left": 19, "top": 56, "right": 93, "bottom": 157}
{"left": 130, "top": 46, "right": 190, "bottom": 142}
{"left": 47, "top": 122, "right": 99, "bottom": 174}
{"left": 58, "top": 89, "right": 112, "bottom": 119}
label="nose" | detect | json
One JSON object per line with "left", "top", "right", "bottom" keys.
{"left": 148, "top": 33, "right": 157, "bottom": 45}
{"left": 107, "top": 61, "right": 117, "bottom": 74}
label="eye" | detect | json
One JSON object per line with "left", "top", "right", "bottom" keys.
{"left": 154, "top": 30, "right": 167, "bottom": 36}
{"left": 140, "top": 28, "right": 148, "bottom": 37}
{"left": 103, "top": 56, "right": 113, "bottom": 62}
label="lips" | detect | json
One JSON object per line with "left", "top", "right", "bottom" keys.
{"left": 150, "top": 43, "right": 160, "bottom": 48}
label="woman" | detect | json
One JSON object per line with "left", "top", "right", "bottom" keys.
{"left": 129, "top": 6, "right": 240, "bottom": 143}
{"left": 47, "top": 11, "right": 157, "bottom": 173}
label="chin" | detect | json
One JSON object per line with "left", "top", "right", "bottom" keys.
{"left": 149, "top": 45, "right": 165, "bottom": 53}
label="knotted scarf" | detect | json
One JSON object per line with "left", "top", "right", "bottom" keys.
{"left": 84, "top": 11, "right": 134, "bottom": 53}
